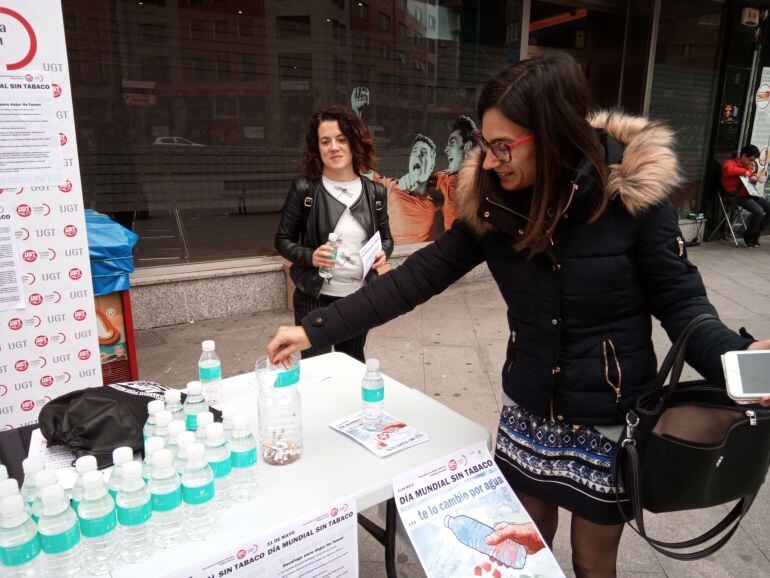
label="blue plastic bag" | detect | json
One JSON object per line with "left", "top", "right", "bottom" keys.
{"left": 85, "top": 210, "right": 138, "bottom": 295}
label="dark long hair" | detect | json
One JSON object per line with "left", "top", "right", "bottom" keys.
{"left": 474, "top": 51, "right": 608, "bottom": 254}
{"left": 302, "top": 105, "right": 377, "bottom": 179}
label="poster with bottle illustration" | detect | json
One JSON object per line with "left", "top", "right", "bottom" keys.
{"left": 393, "top": 442, "right": 564, "bottom": 578}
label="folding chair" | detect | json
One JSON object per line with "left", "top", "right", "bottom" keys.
{"left": 706, "top": 188, "right": 748, "bottom": 246}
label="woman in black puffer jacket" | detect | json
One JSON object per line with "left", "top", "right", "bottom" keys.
{"left": 268, "top": 53, "right": 770, "bottom": 576}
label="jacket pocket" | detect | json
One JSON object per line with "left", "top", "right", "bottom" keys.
{"left": 601, "top": 339, "right": 622, "bottom": 403}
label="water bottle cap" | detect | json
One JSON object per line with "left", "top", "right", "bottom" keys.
{"left": 0, "top": 494, "right": 24, "bottom": 516}
{"left": 177, "top": 431, "right": 196, "bottom": 448}
{"left": 113, "top": 446, "right": 134, "bottom": 464}
{"left": 0, "top": 464, "right": 6, "bottom": 478}
{"left": 233, "top": 414, "right": 250, "bottom": 430}
{"left": 366, "top": 358, "right": 380, "bottom": 372}
{"left": 197, "top": 412, "right": 214, "bottom": 428}
{"left": 164, "top": 389, "right": 181, "bottom": 403}
{"left": 328, "top": 232, "right": 339, "bottom": 242}
{"left": 82, "top": 471, "right": 104, "bottom": 490}
{"left": 0, "top": 478, "right": 19, "bottom": 498}
{"left": 202, "top": 340, "right": 216, "bottom": 352}
{"left": 206, "top": 422, "right": 224, "bottom": 439}
{"left": 147, "top": 399, "right": 165, "bottom": 414}
{"left": 144, "top": 436, "right": 165, "bottom": 454}
{"left": 221, "top": 403, "right": 236, "bottom": 417}
{"left": 35, "top": 469, "right": 57, "bottom": 488}
{"left": 22, "top": 455, "right": 44, "bottom": 473}
{"left": 168, "top": 420, "right": 186, "bottom": 437}
{"left": 155, "top": 410, "right": 172, "bottom": 426}
{"left": 122, "top": 462, "right": 142, "bottom": 480}
{"left": 75, "top": 455, "right": 98, "bottom": 474}
{"left": 186, "top": 443, "right": 205, "bottom": 460}
{"left": 152, "top": 449, "right": 173, "bottom": 467}
{"left": 40, "top": 484, "right": 64, "bottom": 504}
{"left": 187, "top": 381, "right": 203, "bottom": 395}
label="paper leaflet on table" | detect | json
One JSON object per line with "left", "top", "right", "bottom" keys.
{"left": 359, "top": 230, "right": 382, "bottom": 278}
{"left": 28, "top": 428, "right": 78, "bottom": 489}
{"left": 329, "top": 411, "right": 428, "bottom": 457}
{"left": 392, "top": 442, "right": 564, "bottom": 578}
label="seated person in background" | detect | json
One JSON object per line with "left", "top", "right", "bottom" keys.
{"left": 721, "top": 145, "right": 770, "bottom": 247}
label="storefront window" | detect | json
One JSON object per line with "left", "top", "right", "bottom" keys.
{"left": 647, "top": 1, "right": 724, "bottom": 207}
{"left": 64, "top": 0, "right": 523, "bottom": 266}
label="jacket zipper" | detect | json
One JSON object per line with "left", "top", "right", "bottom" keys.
{"left": 484, "top": 195, "right": 531, "bottom": 221}
{"left": 602, "top": 340, "right": 622, "bottom": 402}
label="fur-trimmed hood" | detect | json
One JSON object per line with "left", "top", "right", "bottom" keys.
{"left": 455, "top": 111, "right": 682, "bottom": 233}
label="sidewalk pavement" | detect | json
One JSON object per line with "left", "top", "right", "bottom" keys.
{"left": 136, "top": 240, "right": 770, "bottom": 577}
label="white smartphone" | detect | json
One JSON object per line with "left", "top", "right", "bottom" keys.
{"left": 722, "top": 350, "right": 770, "bottom": 401}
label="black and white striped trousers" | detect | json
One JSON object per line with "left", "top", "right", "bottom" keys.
{"left": 293, "top": 289, "right": 367, "bottom": 363}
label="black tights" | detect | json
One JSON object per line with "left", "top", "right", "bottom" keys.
{"left": 516, "top": 490, "right": 624, "bottom": 578}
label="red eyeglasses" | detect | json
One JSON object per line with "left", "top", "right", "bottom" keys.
{"left": 473, "top": 130, "right": 534, "bottom": 163}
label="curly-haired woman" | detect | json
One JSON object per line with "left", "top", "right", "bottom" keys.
{"left": 275, "top": 105, "right": 394, "bottom": 362}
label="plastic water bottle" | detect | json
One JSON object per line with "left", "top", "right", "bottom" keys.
{"left": 148, "top": 449, "right": 183, "bottom": 549}
{"left": 256, "top": 356, "right": 303, "bottom": 465}
{"left": 444, "top": 515, "right": 527, "bottom": 569}
{"left": 0, "top": 494, "right": 44, "bottom": 577}
{"left": 166, "top": 420, "right": 186, "bottom": 462}
{"left": 30, "top": 470, "right": 57, "bottom": 522}
{"left": 142, "top": 436, "right": 165, "bottom": 482}
{"left": 143, "top": 399, "right": 165, "bottom": 441}
{"left": 37, "top": 485, "right": 82, "bottom": 576}
{"left": 20, "top": 457, "right": 44, "bottom": 512}
{"left": 205, "top": 423, "right": 231, "bottom": 510}
{"left": 0, "top": 464, "right": 7, "bottom": 480}
{"left": 0, "top": 479, "right": 20, "bottom": 505}
{"left": 115, "top": 462, "right": 152, "bottom": 564}
{"left": 194, "top": 412, "right": 214, "bottom": 442}
{"left": 153, "top": 410, "right": 172, "bottom": 444}
{"left": 183, "top": 381, "right": 209, "bottom": 431}
{"left": 221, "top": 404, "right": 235, "bottom": 442}
{"left": 71, "top": 455, "right": 98, "bottom": 513}
{"left": 199, "top": 341, "right": 222, "bottom": 405}
{"left": 362, "top": 358, "right": 385, "bottom": 430}
{"left": 174, "top": 431, "right": 196, "bottom": 475}
{"left": 164, "top": 390, "right": 184, "bottom": 422}
{"left": 181, "top": 443, "right": 216, "bottom": 541}
{"left": 108, "top": 447, "right": 134, "bottom": 499}
{"left": 77, "top": 471, "right": 117, "bottom": 575}
{"left": 229, "top": 414, "right": 258, "bottom": 502}
{"left": 318, "top": 232, "right": 340, "bottom": 280}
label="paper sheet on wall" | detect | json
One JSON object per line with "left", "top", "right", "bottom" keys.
{"left": 359, "top": 230, "right": 382, "bottom": 278}
{"left": 0, "top": 202, "right": 25, "bottom": 311}
{"left": 393, "top": 442, "right": 564, "bottom": 578}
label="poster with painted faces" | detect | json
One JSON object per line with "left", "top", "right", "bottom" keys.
{"left": 353, "top": 87, "right": 478, "bottom": 244}
{"left": 0, "top": 2, "right": 101, "bottom": 430}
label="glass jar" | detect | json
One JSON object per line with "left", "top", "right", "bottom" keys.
{"left": 255, "top": 355, "right": 302, "bottom": 465}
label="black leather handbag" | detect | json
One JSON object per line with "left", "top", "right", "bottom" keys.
{"left": 612, "top": 314, "right": 770, "bottom": 560}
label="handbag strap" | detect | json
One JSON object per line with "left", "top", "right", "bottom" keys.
{"left": 614, "top": 440, "right": 757, "bottom": 559}
{"left": 655, "top": 313, "right": 717, "bottom": 392}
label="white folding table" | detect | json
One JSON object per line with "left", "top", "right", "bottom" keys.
{"left": 110, "top": 352, "right": 491, "bottom": 577}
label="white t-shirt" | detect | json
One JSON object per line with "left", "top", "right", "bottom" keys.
{"left": 320, "top": 176, "right": 369, "bottom": 298}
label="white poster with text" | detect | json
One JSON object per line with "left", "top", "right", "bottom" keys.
{"left": 393, "top": 442, "right": 564, "bottom": 578}
{"left": 0, "top": 2, "right": 101, "bottom": 429}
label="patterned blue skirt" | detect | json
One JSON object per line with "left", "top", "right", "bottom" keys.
{"left": 494, "top": 402, "right": 628, "bottom": 525}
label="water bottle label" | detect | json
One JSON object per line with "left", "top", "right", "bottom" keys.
{"left": 199, "top": 362, "right": 222, "bottom": 381}
{"left": 108, "top": 488, "right": 117, "bottom": 499}
{"left": 210, "top": 457, "right": 232, "bottom": 478}
{"left": 117, "top": 501, "right": 152, "bottom": 527}
{"left": 79, "top": 509, "right": 117, "bottom": 538}
{"left": 40, "top": 524, "right": 80, "bottom": 554}
{"left": 362, "top": 386, "right": 384, "bottom": 403}
{"left": 71, "top": 498, "right": 80, "bottom": 513}
{"left": 274, "top": 365, "right": 300, "bottom": 387}
{"left": 231, "top": 448, "right": 257, "bottom": 468}
{"left": 0, "top": 536, "right": 41, "bottom": 567}
{"left": 182, "top": 481, "right": 215, "bottom": 505}
{"left": 186, "top": 413, "right": 198, "bottom": 430}
{"left": 152, "top": 488, "right": 182, "bottom": 512}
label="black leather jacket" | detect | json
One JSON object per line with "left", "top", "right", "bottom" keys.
{"left": 275, "top": 175, "right": 394, "bottom": 298}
